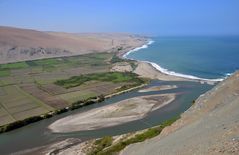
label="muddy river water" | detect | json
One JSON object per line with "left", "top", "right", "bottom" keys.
{"left": 0, "top": 80, "right": 213, "bottom": 154}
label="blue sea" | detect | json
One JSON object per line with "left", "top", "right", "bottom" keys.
{"left": 125, "top": 36, "right": 239, "bottom": 81}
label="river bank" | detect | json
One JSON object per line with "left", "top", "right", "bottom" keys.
{"left": 45, "top": 71, "right": 239, "bottom": 155}
{"left": 44, "top": 117, "right": 179, "bottom": 155}
{"left": 37, "top": 39, "right": 238, "bottom": 155}
{"left": 0, "top": 80, "right": 212, "bottom": 154}
{"left": 121, "top": 71, "right": 239, "bottom": 155}
{"left": 49, "top": 93, "right": 176, "bottom": 133}
{"left": 0, "top": 76, "right": 147, "bottom": 134}
{"left": 0, "top": 37, "right": 217, "bottom": 155}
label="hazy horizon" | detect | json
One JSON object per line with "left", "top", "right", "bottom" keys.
{"left": 0, "top": 0, "right": 239, "bottom": 36}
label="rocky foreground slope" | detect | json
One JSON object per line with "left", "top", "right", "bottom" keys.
{"left": 0, "top": 26, "right": 146, "bottom": 64}
{"left": 121, "top": 71, "right": 239, "bottom": 155}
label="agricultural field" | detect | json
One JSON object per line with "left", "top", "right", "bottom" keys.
{"left": 0, "top": 53, "right": 141, "bottom": 127}
{"left": 0, "top": 85, "right": 53, "bottom": 126}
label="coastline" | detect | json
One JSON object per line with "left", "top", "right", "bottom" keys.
{"left": 120, "top": 39, "right": 225, "bottom": 83}
{"left": 41, "top": 71, "right": 239, "bottom": 155}
{"left": 3, "top": 35, "right": 236, "bottom": 154}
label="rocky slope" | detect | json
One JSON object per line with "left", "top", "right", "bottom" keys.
{"left": 121, "top": 71, "right": 239, "bottom": 155}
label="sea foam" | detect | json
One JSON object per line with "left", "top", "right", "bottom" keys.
{"left": 123, "top": 40, "right": 154, "bottom": 58}
{"left": 123, "top": 40, "right": 225, "bottom": 82}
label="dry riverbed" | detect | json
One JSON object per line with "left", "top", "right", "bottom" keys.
{"left": 49, "top": 94, "right": 175, "bottom": 133}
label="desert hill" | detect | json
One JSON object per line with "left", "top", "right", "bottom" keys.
{"left": 0, "top": 26, "right": 146, "bottom": 64}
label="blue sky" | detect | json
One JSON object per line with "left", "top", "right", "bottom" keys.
{"left": 0, "top": 0, "right": 239, "bottom": 35}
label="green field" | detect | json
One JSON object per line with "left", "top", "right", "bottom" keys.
{"left": 0, "top": 70, "right": 10, "bottom": 77}
{"left": 58, "top": 90, "right": 97, "bottom": 103}
{"left": 0, "top": 85, "right": 53, "bottom": 126}
{"left": 0, "top": 53, "right": 141, "bottom": 127}
{"left": 0, "top": 62, "right": 29, "bottom": 70}
{"left": 55, "top": 72, "right": 142, "bottom": 88}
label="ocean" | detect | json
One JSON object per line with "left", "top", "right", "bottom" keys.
{"left": 125, "top": 36, "right": 239, "bottom": 81}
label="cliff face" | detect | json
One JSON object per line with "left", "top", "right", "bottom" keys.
{"left": 121, "top": 71, "right": 239, "bottom": 155}
{"left": 0, "top": 26, "right": 147, "bottom": 64}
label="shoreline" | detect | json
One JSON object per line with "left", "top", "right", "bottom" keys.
{"left": 37, "top": 41, "right": 238, "bottom": 154}
{"left": 120, "top": 39, "right": 226, "bottom": 83}
{"left": 2, "top": 35, "right": 234, "bottom": 154}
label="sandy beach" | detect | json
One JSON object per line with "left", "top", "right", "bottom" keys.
{"left": 112, "top": 56, "right": 218, "bottom": 85}
{"left": 48, "top": 93, "right": 175, "bottom": 133}
{"left": 116, "top": 40, "right": 221, "bottom": 84}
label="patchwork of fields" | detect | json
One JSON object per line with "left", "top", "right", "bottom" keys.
{"left": 0, "top": 53, "right": 140, "bottom": 126}
{"left": 0, "top": 85, "right": 53, "bottom": 125}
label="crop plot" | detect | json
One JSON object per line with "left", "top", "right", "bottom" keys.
{"left": 0, "top": 85, "right": 53, "bottom": 126}
{"left": 0, "top": 87, "right": 6, "bottom": 96}
{"left": 58, "top": 90, "right": 97, "bottom": 103}
{"left": 0, "top": 53, "right": 140, "bottom": 126}
{"left": 20, "top": 84, "right": 70, "bottom": 109}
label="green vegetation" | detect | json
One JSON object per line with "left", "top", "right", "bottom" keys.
{"left": 55, "top": 72, "right": 144, "bottom": 89}
{"left": 95, "top": 136, "right": 113, "bottom": 148}
{"left": 88, "top": 116, "right": 180, "bottom": 155}
{"left": 69, "top": 95, "right": 104, "bottom": 110}
{"left": 0, "top": 69, "right": 10, "bottom": 77}
{"left": 0, "top": 53, "right": 113, "bottom": 75}
{"left": 0, "top": 115, "right": 44, "bottom": 133}
{"left": 110, "top": 54, "right": 138, "bottom": 71}
{"left": 0, "top": 62, "right": 29, "bottom": 69}
{"left": 0, "top": 95, "right": 105, "bottom": 133}
{"left": 110, "top": 54, "right": 125, "bottom": 63}
{"left": 58, "top": 91, "right": 98, "bottom": 103}
{"left": 89, "top": 136, "right": 113, "bottom": 155}
{"left": 34, "top": 58, "right": 60, "bottom": 66}
{"left": 129, "top": 61, "right": 138, "bottom": 71}
{"left": 0, "top": 85, "right": 52, "bottom": 126}
{"left": 0, "top": 62, "right": 29, "bottom": 77}
{"left": 0, "top": 52, "right": 146, "bottom": 133}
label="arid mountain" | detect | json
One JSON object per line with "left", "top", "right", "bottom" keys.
{"left": 0, "top": 26, "right": 146, "bottom": 64}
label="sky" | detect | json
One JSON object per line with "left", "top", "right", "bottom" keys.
{"left": 0, "top": 0, "right": 239, "bottom": 36}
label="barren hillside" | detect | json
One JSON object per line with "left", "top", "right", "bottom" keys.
{"left": 0, "top": 26, "right": 146, "bottom": 64}
{"left": 121, "top": 71, "right": 239, "bottom": 155}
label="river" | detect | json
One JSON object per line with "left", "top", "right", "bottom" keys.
{"left": 0, "top": 80, "right": 213, "bottom": 154}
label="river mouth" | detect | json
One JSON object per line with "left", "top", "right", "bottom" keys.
{"left": 0, "top": 80, "right": 213, "bottom": 154}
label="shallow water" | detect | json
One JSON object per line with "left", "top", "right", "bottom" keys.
{"left": 0, "top": 80, "right": 213, "bottom": 154}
